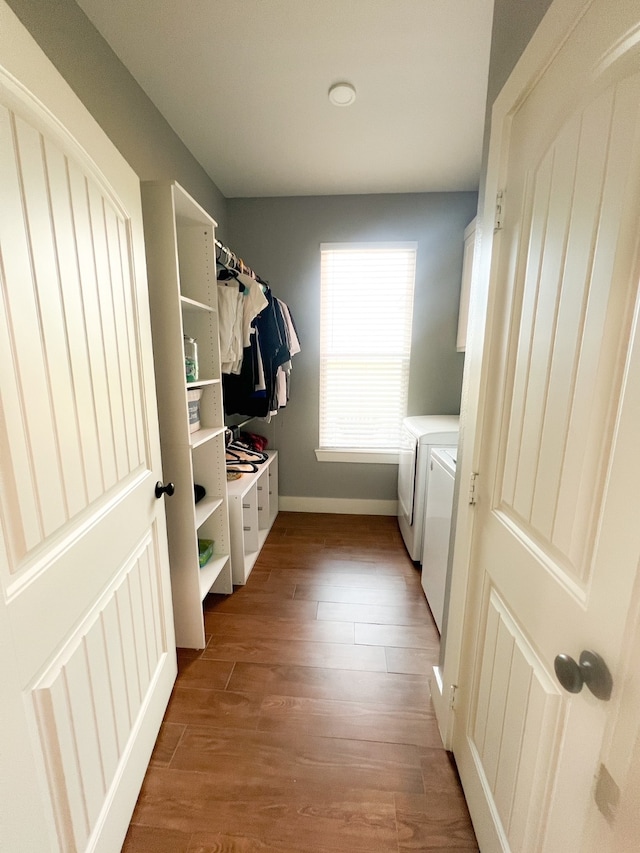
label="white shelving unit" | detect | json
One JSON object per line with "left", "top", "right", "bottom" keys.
{"left": 141, "top": 180, "right": 232, "bottom": 649}
{"left": 227, "top": 451, "right": 278, "bottom": 584}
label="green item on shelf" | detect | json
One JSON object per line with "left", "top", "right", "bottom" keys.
{"left": 198, "top": 538, "right": 214, "bottom": 568}
{"left": 184, "top": 335, "right": 198, "bottom": 382}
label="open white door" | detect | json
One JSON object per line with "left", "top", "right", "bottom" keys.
{"left": 0, "top": 4, "right": 176, "bottom": 851}
{"left": 453, "top": 0, "right": 640, "bottom": 850}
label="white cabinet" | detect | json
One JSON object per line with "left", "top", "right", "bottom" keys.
{"left": 227, "top": 451, "right": 278, "bottom": 584}
{"left": 142, "top": 181, "right": 232, "bottom": 649}
{"left": 457, "top": 216, "right": 477, "bottom": 352}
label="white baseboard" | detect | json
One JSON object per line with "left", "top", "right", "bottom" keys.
{"left": 278, "top": 496, "right": 398, "bottom": 516}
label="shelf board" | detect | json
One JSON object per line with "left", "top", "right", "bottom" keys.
{"left": 195, "top": 496, "right": 223, "bottom": 528}
{"left": 199, "top": 554, "right": 230, "bottom": 600}
{"left": 227, "top": 451, "right": 275, "bottom": 497}
{"left": 187, "top": 379, "right": 220, "bottom": 388}
{"left": 190, "top": 425, "right": 225, "bottom": 448}
{"left": 180, "top": 295, "right": 214, "bottom": 313}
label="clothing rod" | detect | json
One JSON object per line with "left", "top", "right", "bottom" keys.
{"left": 225, "top": 415, "right": 257, "bottom": 441}
{"left": 215, "top": 238, "right": 258, "bottom": 280}
{"left": 224, "top": 415, "right": 257, "bottom": 431}
{"left": 234, "top": 416, "right": 256, "bottom": 430}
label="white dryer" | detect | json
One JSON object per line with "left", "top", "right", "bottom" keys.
{"left": 397, "top": 415, "right": 459, "bottom": 561}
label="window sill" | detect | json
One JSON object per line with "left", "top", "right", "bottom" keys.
{"left": 315, "top": 448, "right": 400, "bottom": 464}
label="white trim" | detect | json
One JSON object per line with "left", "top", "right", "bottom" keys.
{"left": 320, "top": 241, "right": 418, "bottom": 252}
{"left": 430, "top": 663, "right": 452, "bottom": 746}
{"left": 279, "top": 496, "right": 398, "bottom": 516}
{"left": 315, "top": 448, "right": 399, "bottom": 464}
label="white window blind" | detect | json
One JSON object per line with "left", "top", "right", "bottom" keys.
{"left": 319, "top": 242, "right": 417, "bottom": 451}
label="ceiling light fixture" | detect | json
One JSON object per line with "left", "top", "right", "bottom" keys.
{"left": 328, "top": 82, "right": 356, "bottom": 107}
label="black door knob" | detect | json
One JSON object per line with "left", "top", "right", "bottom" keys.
{"left": 155, "top": 481, "right": 175, "bottom": 499}
{"left": 553, "top": 650, "right": 612, "bottom": 701}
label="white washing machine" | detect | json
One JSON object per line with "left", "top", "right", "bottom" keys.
{"left": 397, "top": 415, "right": 459, "bottom": 561}
{"left": 421, "top": 446, "right": 457, "bottom": 633}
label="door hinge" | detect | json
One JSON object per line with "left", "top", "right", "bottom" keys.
{"left": 449, "top": 684, "right": 458, "bottom": 710}
{"left": 495, "top": 189, "right": 505, "bottom": 232}
{"left": 468, "top": 472, "right": 478, "bottom": 505}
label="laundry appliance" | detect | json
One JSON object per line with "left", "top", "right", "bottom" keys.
{"left": 397, "top": 415, "right": 459, "bottom": 561}
{"left": 421, "top": 446, "right": 457, "bottom": 633}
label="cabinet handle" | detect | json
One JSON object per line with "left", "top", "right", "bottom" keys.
{"left": 242, "top": 503, "right": 251, "bottom": 509}
{"left": 243, "top": 526, "right": 252, "bottom": 532}
{"left": 258, "top": 506, "right": 263, "bottom": 511}
{"left": 257, "top": 486, "right": 263, "bottom": 491}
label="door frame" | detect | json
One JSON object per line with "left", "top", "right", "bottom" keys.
{"left": 433, "top": 0, "right": 597, "bottom": 746}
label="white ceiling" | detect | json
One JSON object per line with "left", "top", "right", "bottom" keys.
{"left": 75, "top": 0, "right": 494, "bottom": 198}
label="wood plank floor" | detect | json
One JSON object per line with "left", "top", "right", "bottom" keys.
{"left": 123, "top": 512, "right": 478, "bottom": 852}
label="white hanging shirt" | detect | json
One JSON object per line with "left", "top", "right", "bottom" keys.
{"left": 217, "top": 282, "right": 244, "bottom": 372}
{"left": 237, "top": 272, "right": 269, "bottom": 347}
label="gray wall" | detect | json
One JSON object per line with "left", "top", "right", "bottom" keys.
{"left": 227, "top": 193, "right": 477, "bottom": 502}
{"left": 5, "top": 0, "right": 228, "bottom": 234}
{"left": 487, "top": 0, "right": 554, "bottom": 108}
{"left": 478, "top": 0, "right": 554, "bottom": 209}
{"left": 6, "top": 0, "right": 550, "bottom": 505}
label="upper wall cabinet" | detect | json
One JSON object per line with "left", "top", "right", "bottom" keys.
{"left": 141, "top": 181, "right": 232, "bottom": 649}
{"left": 457, "top": 216, "right": 477, "bottom": 353}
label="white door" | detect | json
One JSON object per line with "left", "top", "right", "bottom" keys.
{"left": 0, "top": 5, "right": 176, "bottom": 852}
{"left": 454, "top": 1, "right": 640, "bottom": 850}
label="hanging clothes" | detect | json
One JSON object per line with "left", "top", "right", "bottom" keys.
{"left": 223, "top": 289, "right": 300, "bottom": 418}
{"left": 217, "top": 270, "right": 269, "bottom": 375}
{"left": 271, "top": 298, "right": 301, "bottom": 412}
{"left": 237, "top": 272, "right": 268, "bottom": 347}
{"left": 215, "top": 240, "right": 300, "bottom": 418}
{"left": 217, "top": 280, "right": 244, "bottom": 372}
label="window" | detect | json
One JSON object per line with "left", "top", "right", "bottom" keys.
{"left": 317, "top": 242, "right": 417, "bottom": 462}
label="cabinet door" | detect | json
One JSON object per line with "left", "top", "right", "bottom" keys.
{"left": 257, "top": 467, "right": 270, "bottom": 529}
{"left": 268, "top": 452, "right": 279, "bottom": 526}
{"left": 242, "top": 485, "right": 260, "bottom": 554}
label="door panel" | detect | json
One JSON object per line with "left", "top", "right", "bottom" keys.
{"left": 32, "top": 531, "right": 168, "bottom": 852}
{"left": 497, "top": 76, "right": 640, "bottom": 584}
{"left": 469, "top": 585, "right": 563, "bottom": 851}
{"left": 455, "top": 2, "right": 640, "bottom": 850}
{"left": 0, "top": 102, "right": 151, "bottom": 574}
{"left": 0, "top": 4, "right": 176, "bottom": 850}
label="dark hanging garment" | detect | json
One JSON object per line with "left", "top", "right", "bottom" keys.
{"left": 223, "top": 339, "right": 263, "bottom": 416}
{"left": 223, "top": 291, "right": 291, "bottom": 417}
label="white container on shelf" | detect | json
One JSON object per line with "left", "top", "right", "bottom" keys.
{"left": 187, "top": 388, "right": 202, "bottom": 432}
